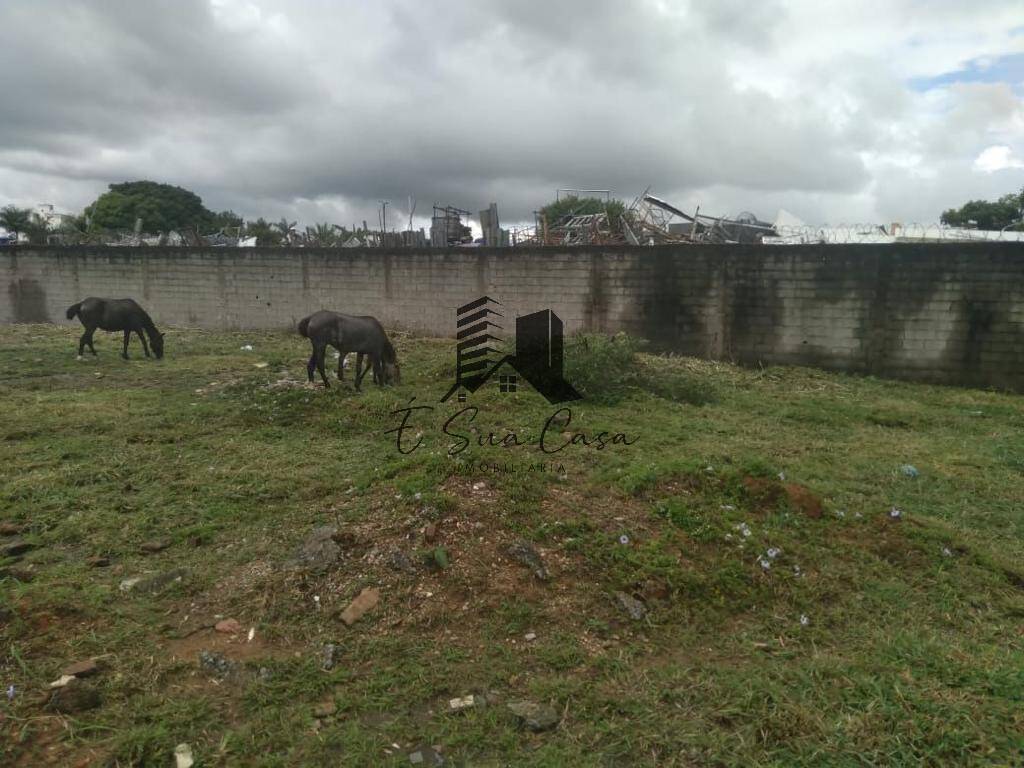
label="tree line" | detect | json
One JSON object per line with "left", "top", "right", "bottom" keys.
{"left": 3, "top": 179, "right": 1022, "bottom": 246}
{"left": 0, "top": 181, "right": 370, "bottom": 246}
{"left": 940, "top": 188, "right": 1024, "bottom": 231}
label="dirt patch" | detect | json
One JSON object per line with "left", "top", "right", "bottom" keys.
{"left": 742, "top": 476, "right": 824, "bottom": 519}
{"left": 541, "top": 484, "right": 665, "bottom": 540}
{"left": 742, "top": 477, "right": 784, "bottom": 513}
{"left": 783, "top": 483, "right": 824, "bottom": 519}
{"left": 163, "top": 624, "right": 293, "bottom": 666}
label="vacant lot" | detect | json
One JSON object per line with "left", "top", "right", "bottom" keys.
{"left": 2, "top": 323, "right": 1024, "bottom": 767}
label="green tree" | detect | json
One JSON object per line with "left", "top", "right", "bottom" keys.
{"left": 246, "top": 217, "right": 282, "bottom": 246}
{"left": 941, "top": 189, "right": 1024, "bottom": 230}
{"left": 538, "top": 195, "right": 631, "bottom": 234}
{"left": 0, "top": 205, "right": 32, "bottom": 240}
{"left": 210, "top": 210, "right": 243, "bottom": 232}
{"left": 306, "top": 222, "right": 344, "bottom": 246}
{"left": 84, "top": 181, "right": 216, "bottom": 232}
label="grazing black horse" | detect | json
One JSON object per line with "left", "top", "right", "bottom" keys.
{"left": 66, "top": 298, "right": 165, "bottom": 360}
{"left": 297, "top": 310, "right": 400, "bottom": 389}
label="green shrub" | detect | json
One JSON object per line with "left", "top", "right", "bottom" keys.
{"left": 564, "top": 333, "right": 716, "bottom": 406}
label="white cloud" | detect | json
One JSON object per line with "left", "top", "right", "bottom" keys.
{"left": 973, "top": 144, "right": 1024, "bottom": 173}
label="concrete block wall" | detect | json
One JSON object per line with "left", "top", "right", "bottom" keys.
{"left": 3, "top": 243, "right": 1023, "bottom": 391}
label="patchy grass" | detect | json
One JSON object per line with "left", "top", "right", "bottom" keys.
{"left": 1, "top": 322, "right": 1024, "bottom": 767}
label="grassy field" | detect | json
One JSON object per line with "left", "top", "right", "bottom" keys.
{"left": 2, "top": 322, "right": 1024, "bottom": 767}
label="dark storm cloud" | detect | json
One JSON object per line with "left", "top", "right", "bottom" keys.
{"left": 0, "top": 2, "right": 304, "bottom": 169}
{"left": 1, "top": 0, "right": 1022, "bottom": 227}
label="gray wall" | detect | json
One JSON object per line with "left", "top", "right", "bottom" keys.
{"left": 4, "top": 244, "right": 1023, "bottom": 390}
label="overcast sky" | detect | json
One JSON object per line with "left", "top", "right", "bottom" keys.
{"left": 2, "top": 0, "right": 1023, "bottom": 230}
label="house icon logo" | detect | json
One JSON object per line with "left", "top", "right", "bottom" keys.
{"left": 441, "top": 296, "right": 582, "bottom": 405}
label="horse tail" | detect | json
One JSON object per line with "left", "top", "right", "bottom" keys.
{"left": 297, "top": 315, "right": 311, "bottom": 338}
{"left": 66, "top": 302, "right": 82, "bottom": 320}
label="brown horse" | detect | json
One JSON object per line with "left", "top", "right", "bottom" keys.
{"left": 66, "top": 298, "right": 165, "bottom": 359}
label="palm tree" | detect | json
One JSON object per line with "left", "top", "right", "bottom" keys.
{"left": 306, "top": 222, "right": 337, "bottom": 246}
{"left": 0, "top": 206, "right": 32, "bottom": 241}
{"left": 275, "top": 218, "right": 297, "bottom": 243}
{"left": 24, "top": 213, "right": 54, "bottom": 244}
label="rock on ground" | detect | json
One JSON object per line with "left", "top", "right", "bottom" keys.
{"left": 340, "top": 587, "right": 380, "bottom": 626}
{"left": 614, "top": 591, "right": 648, "bottom": 621}
{"left": 120, "top": 568, "right": 187, "bottom": 595}
{"left": 46, "top": 680, "right": 101, "bottom": 714}
{"left": 61, "top": 659, "right": 100, "bottom": 678}
{"left": 288, "top": 526, "right": 343, "bottom": 573}
{"left": 215, "top": 618, "right": 243, "bottom": 634}
{"left": 506, "top": 540, "right": 550, "bottom": 581}
{"left": 507, "top": 699, "right": 560, "bottom": 732}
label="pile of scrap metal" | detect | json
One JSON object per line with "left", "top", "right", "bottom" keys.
{"left": 517, "top": 189, "right": 778, "bottom": 246}
{"left": 624, "top": 192, "right": 776, "bottom": 245}
{"left": 529, "top": 209, "right": 622, "bottom": 246}
{"left": 546, "top": 212, "right": 618, "bottom": 245}
{"left": 430, "top": 205, "right": 474, "bottom": 247}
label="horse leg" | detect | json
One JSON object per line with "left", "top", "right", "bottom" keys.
{"left": 373, "top": 356, "right": 384, "bottom": 386}
{"left": 314, "top": 342, "right": 330, "bottom": 388}
{"left": 137, "top": 329, "right": 151, "bottom": 357}
{"left": 355, "top": 352, "right": 367, "bottom": 386}
{"left": 337, "top": 348, "right": 346, "bottom": 381}
{"left": 84, "top": 327, "right": 98, "bottom": 356}
{"left": 354, "top": 353, "right": 369, "bottom": 391}
{"left": 121, "top": 330, "right": 131, "bottom": 359}
{"left": 78, "top": 329, "right": 89, "bottom": 356}
{"left": 306, "top": 348, "right": 317, "bottom": 383}
{"left": 362, "top": 353, "right": 377, "bottom": 385}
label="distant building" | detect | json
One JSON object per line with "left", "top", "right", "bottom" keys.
{"left": 34, "top": 203, "right": 75, "bottom": 229}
